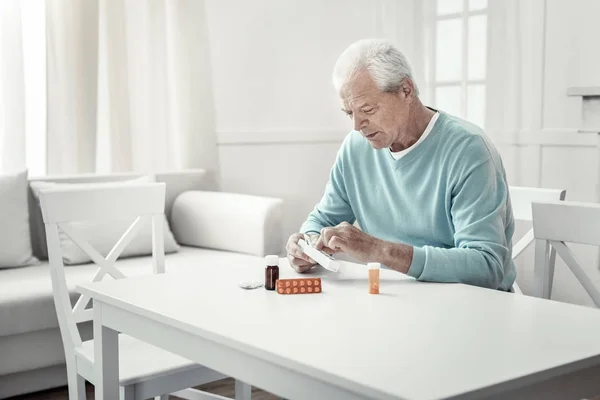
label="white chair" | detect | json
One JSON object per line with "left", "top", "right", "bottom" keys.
{"left": 38, "top": 182, "right": 251, "bottom": 400}
{"left": 532, "top": 200, "right": 600, "bottom": 306}
{"left": 509, "top": 186, "right": 566, "bottom": 294}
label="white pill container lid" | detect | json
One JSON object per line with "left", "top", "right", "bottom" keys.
{"left": 265, "top": 255, "right": 279, "bottom": 267}
{"left": 367, "top": 262, "right": 380, "bottom": 269}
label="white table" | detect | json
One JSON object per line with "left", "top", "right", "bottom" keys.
{"left": 77, "top": 259, "right": 600, "bottom": 400}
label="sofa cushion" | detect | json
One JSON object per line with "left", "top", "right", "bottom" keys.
{"left": 0, "top": 246, "right": 265, "bottom": 337}
{"left": 29, "top": 176, "right": 179, "bottom": 265}
{"left": 0, "top": 170, "right": 39, "bottom": 269}
{"left": 0, "top": 326, "right": 92, "bottom": 376}
{"left": 27, "top": 170, "right": 214, "bottom": 260}
{"left": 0, "top": 365, "right": 68, "bottom": 399}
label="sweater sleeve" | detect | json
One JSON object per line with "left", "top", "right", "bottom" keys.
{"left": 407, "top": 157, "right": 512, "bottom": 289}
{"left": 300, "top": 140, "right": 356, "bottom": 234}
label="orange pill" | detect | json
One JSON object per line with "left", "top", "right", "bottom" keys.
{"left": 293, "top": 288, "right": 298, "bottom": 293}
{"left": 315, "top": 287, "right": 321, "bottom": 293}
{"left": 308, "top": 287, "right": 313, "bottom": 293}
{"left": 307, "top": 280, "right": 312, "bottom": 286}
{"left": 286, "top": 288, "right": 291, "bottom": 294}
{"left": 300, "top": 287, "right": 306, "bottom": 293}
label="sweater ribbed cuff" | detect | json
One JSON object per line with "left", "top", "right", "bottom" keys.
{"left": 407, "top": 246, "right": 426, "bottom": 279}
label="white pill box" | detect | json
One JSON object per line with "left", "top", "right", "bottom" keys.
{"left": 298, "top": 239, "right": 340, "bottom": 272}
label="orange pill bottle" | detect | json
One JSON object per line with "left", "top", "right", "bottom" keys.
{"left": 368, "top": 262, "right": 380, "bottom": 294}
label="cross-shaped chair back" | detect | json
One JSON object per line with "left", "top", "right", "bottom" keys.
{"left": 38, "top": 183, "right": 167, "bottom": 351}
{"left": 532, "top": 200, "right": 600, "bottom": 306}
{"left": 509, "top": 186, "right": 566, "bottom": 294}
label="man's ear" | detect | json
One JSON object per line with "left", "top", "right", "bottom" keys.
{"left": 400, "top": 79, "right": 415, "bottom": 103}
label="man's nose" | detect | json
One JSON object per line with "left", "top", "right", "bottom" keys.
{"left": 353, "top": 115, "right": 367, "bottom": 131}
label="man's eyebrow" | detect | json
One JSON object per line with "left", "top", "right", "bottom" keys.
{"left": 341, "top": 108, "right": 352, "bottom": 114}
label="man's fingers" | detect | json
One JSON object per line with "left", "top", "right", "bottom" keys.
{"left": 323, "top": 246, "right": 338, "bottom": 254}
{"left": 320, "top": 228, "right": 344, "bottom": 251}
{"left": 292, "top": 244, "right": 315, "bottom": 263}
{"left": 319, "top": 227, "right": 333, "bottom": 248}
{"left": 286, "top": 233, "right": 315, "bottom": 263}
{"left": 328, "top": 235, "right": 346, "bottom": 252}
{"left": 292, "top": 256, "right": 313, "bottom": 267}
{"left": 314, "top": 234, "right": 325, "bottom": 248}
{"left": 287, "top": 231, "right": 339, "bottom": 265}
{"left": 295, "top": 264, "right": 314, "bottom": 273}
{"left": 290, "top": 256, "right": 315, "bottom": 273}
{"left": 314, "top": 240, "right": 337, "bottom": 254}
{"left": 307, "top": 233, "right": 324, "bottom": 246}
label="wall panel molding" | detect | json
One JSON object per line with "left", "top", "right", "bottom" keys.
{"left": 491, "top": 129, "right": 597, "bottom": 147}
{"left": 217, "top": 130, "right": 348, "bottom": 146}
{"left": 219, "top": 128, "right": 597, "bottom": 146}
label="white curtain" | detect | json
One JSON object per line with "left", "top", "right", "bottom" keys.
{"left": 46, "top": 0, "right": 99, "bottom": 174}
{"left": 46, "top": 0, "right": 218, "bottom": 175}
{"left": 0, "top": 0, "right": 26, "bottom": 173}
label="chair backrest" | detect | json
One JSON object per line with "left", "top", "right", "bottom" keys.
{"left": 532, "top": 200, "right": 600, "bottom": 306}
{"left": 509, "top": 186, "right": 566, "bottom": 258}
{"left": 38, "top": 183, "right": 167, "bottom": 350}
{"left": 508, "top": 186, "right": 565, "bottom": 295}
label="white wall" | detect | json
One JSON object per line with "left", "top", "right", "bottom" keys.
{"left": 204, "top": 0, "right": 420, "bottom": 249}
{"left": 499, "top": 0, "right": 600, "bottom": 306}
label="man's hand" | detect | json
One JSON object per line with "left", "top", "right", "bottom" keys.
{"left": 286, "top": 232, "right": 338, "bottom": 273}
{"left": 286, "top": 233, "right": 318, "bottom": 273}
{"left": 318, "top": 222, "right": 383, "bottom": 263}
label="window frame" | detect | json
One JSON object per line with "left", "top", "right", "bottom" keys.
{"left": 427, "top": 0, "right": 488, "bottom": 126}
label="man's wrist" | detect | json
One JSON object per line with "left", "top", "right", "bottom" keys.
{"left": 375, "top": 240, "right": 413, "bottom": 274}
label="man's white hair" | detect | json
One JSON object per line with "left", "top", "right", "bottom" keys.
{"left": 333, "top": 39, "right": 419, "bottom": 96}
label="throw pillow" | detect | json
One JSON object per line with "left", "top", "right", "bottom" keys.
{"left": 29, "top": 175, "right": 179, "bottom": 265}
{"left": 0, "top": 170, "right": 39, "bottom": 268}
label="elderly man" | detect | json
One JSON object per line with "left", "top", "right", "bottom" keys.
{"left": 286, "top": 39, "right": 516, "bottom": 291}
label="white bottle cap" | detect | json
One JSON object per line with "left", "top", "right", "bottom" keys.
{"left": 367, "top": 262, "right": 380, "bottom": 269}
{"left": 265, "top": 255, "right": 279, "bottom": 266}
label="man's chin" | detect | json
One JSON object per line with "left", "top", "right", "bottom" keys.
{"left": 366, "top": 139, "right": 387, "bottom": 150}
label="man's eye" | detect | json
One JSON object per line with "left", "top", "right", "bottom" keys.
{"left": 363, "top": 108, "right": 374, "bottom": 114}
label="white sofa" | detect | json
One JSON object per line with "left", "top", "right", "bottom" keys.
{"left": 0, "top": 169, "right": 284, "bottom": 399}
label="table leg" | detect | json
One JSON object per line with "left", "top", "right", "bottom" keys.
{"left": 94, "top": 301, "right": 120, "bottom": 400}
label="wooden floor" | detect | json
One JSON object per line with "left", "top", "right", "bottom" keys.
{"left": 8, "top": 378, "right": 280, "bottom": 400}
{"left": 9, "top": 379, "right": 600, "bottom": 400}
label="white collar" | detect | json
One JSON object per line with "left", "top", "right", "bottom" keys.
{"left": 389, "top": 112, "right": 439, "bottom": 160}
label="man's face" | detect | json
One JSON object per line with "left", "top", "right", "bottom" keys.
{"left": 341, "top": 70, "right": 410, "bottom": 150}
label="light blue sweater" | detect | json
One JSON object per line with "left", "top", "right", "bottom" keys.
{"left": 300, "top": 111, "right": 516, "bottom": 291}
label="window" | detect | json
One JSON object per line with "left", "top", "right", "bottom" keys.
{"left": 428, "top": 0, "right": 488, "bottom": 128}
